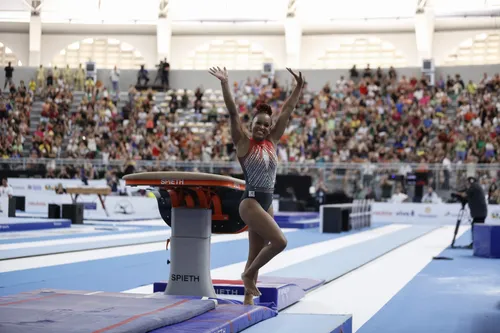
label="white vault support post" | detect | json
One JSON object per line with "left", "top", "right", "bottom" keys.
{"left": 414, "top": 6, "right": 435, "bottom": 64}
{"left": 165, "top": 208, "right": 217, "bottom": 298}
{"left": 157, "top": 0, "right": 172, "bottom": 63}
{"left": 29, "top": 0, "right": 43, "bottom": 67}
{"left": 284, "top": 0, "right": 302, "bottom": 69}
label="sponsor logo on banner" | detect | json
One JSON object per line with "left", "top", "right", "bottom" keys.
{"left": 396, "top": 210, "right": 415, "bottom": 217}
{"left": 418, "top": 206, "right": 438, "bottom": 218}
{"left": 373, "top": 211, "right": 393, "bottom": 216}
{"left": 27, "top": 201, "right": 48, "bottom": 207}
{"left": 490, "top": 212, "right": 500, "bottom": 220}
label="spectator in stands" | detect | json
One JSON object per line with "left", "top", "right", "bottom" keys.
{"left": 110, "top": 65, "right": 120, "bottom": 97}
{"left": 0, "top": 178, "right": 13, "bottom": 199}
{"left": 36, "top": 65, "right": 45, "bottom": 91}
{"left": 390, "top": 184, "right": 409, "bottom": 203}
{"left": 137, "top": 65, "right": 149, "bottom": 86}
{"left": 422, "top": 186, "right": 442, "bottom": 204}
{"left": 75, "top": 64, "right": 86, "bottom": 91}
{"left": 46, "top": 69, "right": 54, "bottom": 87}
{"left": 4, "top": 62, "right": 14, "bottom": 89}
{"left": 488, "top": 182, "right": 498, "bottom": 204}
{"left": 64, "top": 65, "right": 73, "bottom": 88}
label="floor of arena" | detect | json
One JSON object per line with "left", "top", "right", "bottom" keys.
{"left": 1, "top": 215, "right": 498, "bottom": 333}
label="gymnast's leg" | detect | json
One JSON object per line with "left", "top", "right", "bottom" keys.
{"left": 239, "top": 199, "right": 287, "bottom": 297}
{"left": 243, "top": 229, "right": 266, "bottom": 304}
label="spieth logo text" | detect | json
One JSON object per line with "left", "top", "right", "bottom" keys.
{"left": 161, "top": 179, "right": 184, "bottom": 185}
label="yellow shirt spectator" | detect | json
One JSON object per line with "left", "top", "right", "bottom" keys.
{"left": 29, "top": 80, "right": 36, "bottom": 92}
{"left": 467, "top": 83, "right": 476, "bottom": 95}
{"left": 350, "top": 119, "right": 361, "bottom": 128}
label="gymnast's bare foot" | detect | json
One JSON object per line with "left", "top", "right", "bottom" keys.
{"left": 243, "top": 292, "right": 254, "bottom": 305}
{"left": 241, "top": 272, "right": 260, "bottom": 297}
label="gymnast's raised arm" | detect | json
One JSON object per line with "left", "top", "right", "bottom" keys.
{"left": 209, "top": 67, "right": 246, "bottom": 146}
{"left": 269, "top": 68, "right": 304, "bottom": 143}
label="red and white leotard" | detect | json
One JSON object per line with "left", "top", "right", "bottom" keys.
{"left": 238, "top": 138, "right": 278, "bottom": 193}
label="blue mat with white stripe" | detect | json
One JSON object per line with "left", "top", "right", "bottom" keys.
{"left": 0, "top": 218, "right": 71, "bottom": 232}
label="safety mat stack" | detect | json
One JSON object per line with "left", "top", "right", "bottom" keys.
{"left": 0, "top": 290, "right": 278, "bottom": 333}
{"left": 0, "top": 290, "right": 215, "bottom": 333}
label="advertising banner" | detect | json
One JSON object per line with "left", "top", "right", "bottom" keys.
{"left": 8, "top": 178, "right": 107, "bottom": 193}
{"left": 372, "top": 202, "right": 499, "bottom": 225}
{"left": 20, "top": 192, "right": 160, "bottom": 220}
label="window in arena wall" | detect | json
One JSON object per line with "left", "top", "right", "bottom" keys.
{"left": 51, "top": 38, "right": 145, "bottom": 69}
{"left": 182, "top": 39, "right": 274, "bottom": 70}
{"left": 443, "top": 33, "right": 500, "bottom": 66}
{"left": 312, "top": 37, "right": 407, "bottom": 69}
{"left": 0, "top": 42, "right": 21, "bottom": 67}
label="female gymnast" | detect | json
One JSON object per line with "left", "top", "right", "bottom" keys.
{"left": 209, "top": 66, "right": 304, "bottom": 303}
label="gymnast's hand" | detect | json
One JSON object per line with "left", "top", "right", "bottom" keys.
{"left": 209, "top": 67, "right": 228, "bottom": 83}
{"left": 286, "top": 67, "right": 305, "bottom": 89}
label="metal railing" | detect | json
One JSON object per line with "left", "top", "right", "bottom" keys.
{"left": 2, "top": 157, "right": 499, "bottom": 190}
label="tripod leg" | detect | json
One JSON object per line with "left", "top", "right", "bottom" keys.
{"left": 451, "top": 208, "right": 464, "bottom": 248}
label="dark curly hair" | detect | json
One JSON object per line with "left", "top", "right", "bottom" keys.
{"left": 255, "top": 103, "right": 272, "bottom": 116}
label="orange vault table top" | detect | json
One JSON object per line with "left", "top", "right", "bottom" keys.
{"left": 123, "top": 171, "right": 246, "bottom": 191}
{"left": 123, "top": 171, "right": 248, "bottom": 235}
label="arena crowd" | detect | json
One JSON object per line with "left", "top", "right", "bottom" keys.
{"left": 1, "top": 64, "right": 500, "bottom": 202}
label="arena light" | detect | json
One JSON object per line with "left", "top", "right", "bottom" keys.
{"left": 120, "top": 43, "right": 134, "bottom": 52}
{"left": 68, "top": 42, "right": 80, "bottom": 50}
{"left": 476, "top": 33, "right": 488, "bottom": 40}
{"left": 5, "top": 47, "right": 12, "bottom": 54}
{"left": 460, "top": 39, "right": 474, "bottom": 48}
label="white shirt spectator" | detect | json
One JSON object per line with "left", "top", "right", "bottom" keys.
{"left": 422, "top": 190, "right": 442, "bottom": 204}
{"left": 472, "top": 117, "right": 481, "bottom": 127}
{"left": 0, "top": 185, "right": 13, "bottom": 198}
{"left": 442, "top": 157, "right": 451, "bottom": 172}
{"left": 390, "top": 192, "right": 408, "bottom": 203}
{"left": 110, "top": 68, "right": 120, "bottom": 82}
{"left": 413, "top": 89, "right": 423, "bottom": 101}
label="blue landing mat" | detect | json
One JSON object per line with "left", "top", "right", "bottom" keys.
{"left": 154, "top": 277, "right": 324, "bottom": 312}
{"left": 152, "top": 303, "right": 277, "bottom": 333}
{"left": 0, "top": 218, "right": 71, "bottom": 232}
{"left": 276, "top": 218, "right": 320, "bottom": 229}
{"left": 274, "top": 212, "right": 319, "bottom": 222}
{"left": 358, "top": 230, "right": 500, "bottom": 333}
{"left": 0, "top": 290, "right": 276, "bottom": 333}
{"left": 0, "top": 290, "right": 215, "bottom": 333}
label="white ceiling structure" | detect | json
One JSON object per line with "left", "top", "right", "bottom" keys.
{"left": 0, "top": 0, "right": 498, "bottom": 33}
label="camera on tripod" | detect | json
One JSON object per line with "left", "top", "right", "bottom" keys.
{"left": 451, "top": 192, "right": 468, "bottom": 208}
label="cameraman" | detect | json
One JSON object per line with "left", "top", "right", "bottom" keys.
{"left": 457, "top": 177, "right": 488, "bottom": 247}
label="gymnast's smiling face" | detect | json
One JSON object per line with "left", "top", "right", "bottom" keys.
{"left": 251, "top": 112, "right": 272, "bottom": 141}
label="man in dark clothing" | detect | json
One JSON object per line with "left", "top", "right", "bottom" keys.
{"left": 4, "top": 62, "right": 14, "bottom": 89}
{"left": 458, "top": 177, "right": 488, "bottom": 248}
